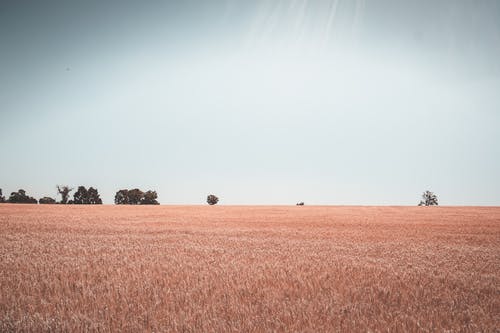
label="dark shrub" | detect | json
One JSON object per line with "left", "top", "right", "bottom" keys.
{"left": 39, "top": 197, "right": 56, "bottom": 204}
{"left": 8, "top": 189, "right": 37, "bottom": 204}
{"left": 207, "top": 194, "right": 219, "bottom": 205}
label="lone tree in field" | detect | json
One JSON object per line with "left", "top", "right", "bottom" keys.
{"left": 418, "top": 191, "right": 438, "bottom": 206}
{"left": 114, "top": 188, "right": 159, "bottom": 205}
{"left": 8, "top": 189, "right": 38, "bottom": 204}
{"left": 73, "top": 186, "right": 103, "bottom": 204}
{"left": 39, "top": 197, "right": 56, "bottom": 204}
{"left": 57, "top": 185, "right": 73, "bottom": 204}
{"left": 207, "top": 194, "right": 219, "bottom": 205}
{"left": 0, "top": 189, "right": 5, "bottom": 203}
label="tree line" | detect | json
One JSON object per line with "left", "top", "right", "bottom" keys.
{"left": 0, "top": 186, "right": 165, "bottom": 205}
{"left": 0, "top": 186, "right": 103, "bottom": 205}
{"left": 0, "top": 188, "right": 439, "bottom": 206}
{"left": 0, "top": 186, "right": 225, "bottom": 206}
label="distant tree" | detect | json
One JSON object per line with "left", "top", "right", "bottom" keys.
{"left": 39, "top": 197, "right": 56, "bottom": 204}
{"left": 141, "top": 190, "right": 159, "bottom": 205}
{"left": 8, "top": 189, "right": 38, "bottom": 204}
{"left": 207, "top": 194, "right": 219, "bottom": 205}
{"left": 0, "top": 189, "right": 5, "bottom": 203}
{"left": 87, "top": 187, "right": 103, "bottom": 204}
{"left": 71, "top": 186, "right": 102, "bottom": 204}
{"left": 57, "top": 185, "right": 73, "bottom": 204}
{"left": 115, "top": 189, "right": 130, "bottom": 205}
{"left": 115, "top": 188, "right": 155, "bottom": 205}
{"left": 73, "top": 186, "right": 89, "bottom": 204}
{"left": 418, "top": 191, "right": 438, "bottom": 206}
{"left": 127, "top": 189, "right": 144, "bottom": 205}
{"left": 296, "top": 202, "right": 305, "bottom": 206}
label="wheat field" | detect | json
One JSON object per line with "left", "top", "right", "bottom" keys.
{"left": 0, "top": 204, "right": 499, "bottom": 332}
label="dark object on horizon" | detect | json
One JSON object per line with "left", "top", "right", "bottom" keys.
{"left": 39, "top": 197, "right": 56, "bottom": 204}
{"left": 115, "top": 189, "right": 141, "bottom": 204}
{"left": 0, "top": 189, "right": 5, "bottom": 203}
{"left": 73, "top": 186, "right": 103, "bottom": 204}
{"left": 114, "top": 188, "right": 159, "bottom": 205}
{"left": 296, "top": 202, "right": 305, "bottom": 206}
{"left": 418, "top": 191, "right": 438, "bottom": 206}
{"left": 115, "top": 189, "right": 131, "bottom": 204}
{"left": 87, "top": 187, "right": 102, "bottom": 204}
{"left": 141, "top": 190, "right": 159, "bottom": 205}
{"left": 57, "top": 185, "right": 73, "bottom": 204}
{"left": 207, "top": 194, "right": 219, "bottom": 205}
{"left": 8, "top": 189, "right": 38, "bottom": 204}
{"left": 128, "top": 189, "right": 144, "bottom": 205}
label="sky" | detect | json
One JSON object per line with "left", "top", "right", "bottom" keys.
{"left": 1, "top": 0, "right": 499, "bottom": 205}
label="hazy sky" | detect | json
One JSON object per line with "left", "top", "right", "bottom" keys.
{"left": 1, "top": 0, "right": 499, "bottom": 205}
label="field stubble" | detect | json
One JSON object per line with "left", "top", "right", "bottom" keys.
{"left": 0, "top": 205, "right": 499, "bottom": 332}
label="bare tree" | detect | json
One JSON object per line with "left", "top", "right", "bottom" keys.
{"left": 57, "top": 185, "right": 73, "bottom": 204}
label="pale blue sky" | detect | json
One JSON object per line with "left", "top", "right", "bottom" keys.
{"left": 1, "top": 0, "right": 499, "bottom": 205}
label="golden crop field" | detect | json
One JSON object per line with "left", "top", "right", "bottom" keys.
{"left": 0, "top": 204, "right": 499, "bottom": 332}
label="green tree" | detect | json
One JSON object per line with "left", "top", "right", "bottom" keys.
{"left": 114, "top": 189, "right": 130, "bottom": 205}
{"left": 73, "top": 186, "right": 102, "bottom": 204}
{"left": 141, "top": 190, "right": 159, "bottom": 205}
{"left": 73, "top": 186, "right": 89, "bottom": 204}
{"left": 115, "top": 188, "right": 159, "bottom": 205}
{"left": 127, "top": 189, "right": 144, "bottom": 205}
{"left": 418, "top": 191, "right": 438, "bottom": 206}
{"left": 87, "top": 187, "right": 103, "bottom": 204}
{"left": 8, "top": 189, "right": 38, "bottom": 204}
{"left": 0, "top": 189, "right": 5, "bottom": 203}
{"left": 207, "top": 194, "right": 219, "bottom": 205}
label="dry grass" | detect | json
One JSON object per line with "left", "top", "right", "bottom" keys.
{"left": 0, "top": 204, "right": 499, "bottom": 332}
